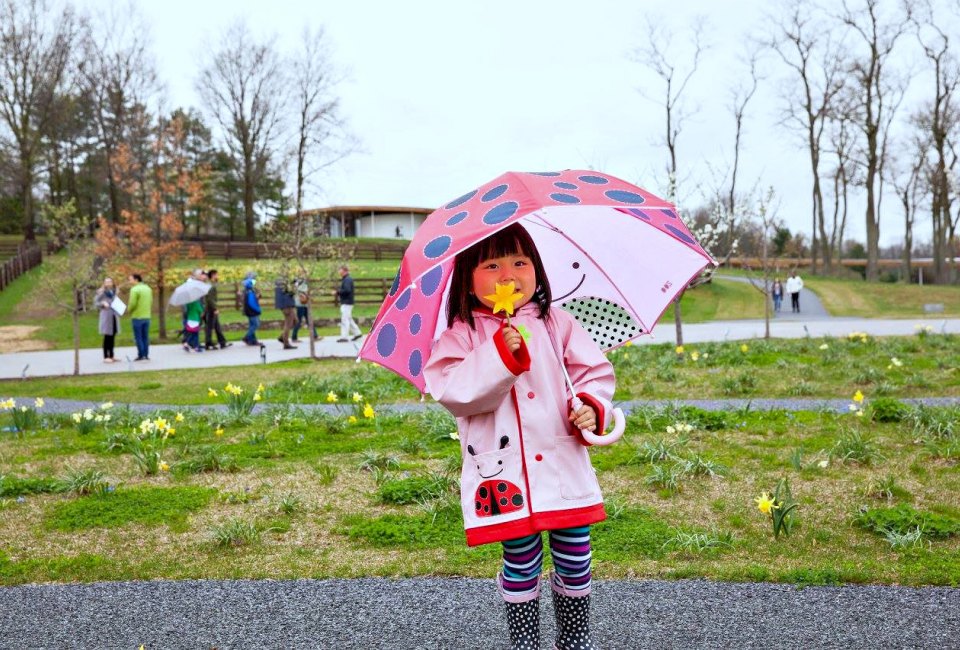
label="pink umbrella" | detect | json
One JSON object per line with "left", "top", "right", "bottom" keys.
{"left": 359, "top": 170, "right": 714, "bottom": 399}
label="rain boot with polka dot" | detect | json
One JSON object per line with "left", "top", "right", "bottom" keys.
{"left": 497, "top": 572, "right": 541, "bottom": 650}
{"left": 550, "top": 571, "right": 595, "bottom": 650}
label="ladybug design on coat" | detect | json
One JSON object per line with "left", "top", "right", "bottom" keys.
{"left": 468, "top": 435, "right": 525, "bottom": 518}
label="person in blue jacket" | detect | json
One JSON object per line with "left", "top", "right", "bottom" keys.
{"left": 241, "top": 272, "right": 262, "bottom": 345}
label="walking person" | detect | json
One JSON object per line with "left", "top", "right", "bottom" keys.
{"left": 334, "top": 264, "right": 362, "bottom": 342}
{"left": 275, "top": 276, "right": 298, "bottom": 349}
{"left": 127, "top": 273, "right": 152, "bottom": 361}
{"left": 204, "top": 269, "right": 230, "bottom": 350}
{"left": 241, "top": 272, "right": 262, "bottom": 346}
{"left": 182, "top": 297, "right": 204, "bottom": 353}
{"left": 292, "top": 273, "right": 319, "bottom": 342}
{"left": 786, "top": 270, "right": 804, "bottom": 313}
{"left": 94, "top": 278, "right": 122, "bottom": 363}
{"left": 423, "top": 224, "right": 614, "bottom": 649}
{"left": 771, "top": 277, "right": 784, "bottom": 313}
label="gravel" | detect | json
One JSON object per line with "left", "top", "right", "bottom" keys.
{"left": 0, "top": 577, "right": 956, "bottom": 649}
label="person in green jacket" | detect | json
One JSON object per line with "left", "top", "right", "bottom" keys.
{"left": 183, "top": 297, "right": 205, "bottom": 352}
{"left": 127, "top": 274, "right": 153, "bottom": 361}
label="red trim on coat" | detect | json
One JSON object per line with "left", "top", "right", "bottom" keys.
{"left": 465, "top": 503, "right": 607, "bottom": 547}
{"left": 493, "top": 326, "right": 531, "bottom": 375}
{"left": 573, "top": 393, "right": 606, "bottom": 446}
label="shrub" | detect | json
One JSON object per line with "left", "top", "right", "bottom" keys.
{"left": 210, "top": 518, "right": 260, "bottom": 547}
{"left": 854, "top": 504, "right": 960, "bottom": 539}
{"left": 869, "top": 397, "right": 910, "bottom": 423}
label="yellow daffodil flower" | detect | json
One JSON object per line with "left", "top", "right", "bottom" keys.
{"left": 154, "top": 418, "right": 168, "bottom": 430}
{"left": 159, "top": 461, "right": 170, "bottom": 472}
{"left": 215, "top": 427, "right": 224, "bottom": 437}
{"left": 348, "top": 415, "right": 358, "bottom": 424}
{"left": 34, "top": 398, "right": 44, "bottom": 408}
{"left": 175, "top": 412, "right": 184, "bottom": 422}
{"left": 675, "top": 345, "right": 684, "bottom": 355}
{"left": 257, "top": 383, "right": 265, "bottom": 392}
{"left": 166, "top": 428, "right": 176, "bottom": 437}
{"left": 484, "top": 281, "right": 524, "bottom": 316}
{"left": 208, "top": 387, "right": 218, "bottom": 398}
{"left": 690, "top": 351, "right": 700, "bottom": 361}
{"left": 363, "top": 403, "right": 375, "bottom": 419}
{"left": 352, "top": 392, "right": 363, "bottom": 403}
{"left": 755, "top": 492, "right": 778, "bottom": 515}
{"left": 1, "top": 398, "right": 15, "bottom": 410}
{"left": 853, "top": 390, "right": 864, "bottom": 403}
{"left": 253, "top": 393, "right": 262, "bottom": 402}
{"left": 740, "top": 344, "right": 749, "bottom": 353}
{"left": 326, "top": 392, "right": 338, "bottom": 403}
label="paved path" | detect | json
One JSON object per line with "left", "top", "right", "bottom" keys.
{"left": 0, "top": 577, "right": 956, "bottom": 649}
{"left": 2, "top": 316, "right": 958, "bottom": 380}
{"left": 715, "top": 273, "right": 830, "bottom": 319}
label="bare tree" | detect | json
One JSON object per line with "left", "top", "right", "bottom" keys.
{"left": 742, "top": 188, "right": 780, "bottom": 339}
{"left": 826, "top": 90, "right": 858, "bottom": 263}
{"left": 910, "top": 0, "right": 960, "bottom": 283}
{"left": 769, "top": 0, "right": 846, "bottom": 274}
{"left": 632, "top": 15, "right": 706, "bottom": 347}
{"left": 889, "top": 135, "right": 926, "bottom": 281}
{"left": 78, "top": 1, "right": 158, "bottom": 225}
{"left": 840, "top": 0, "right": 910, "bottom": 280}
{"left": 727, "top": 50, "right": 761, "bottom": 220}
{"left": 0, "top": 0, "right": 79, "bottom": 240}
{"left": 197, "top": 21, "right": 287, "bottom": 240}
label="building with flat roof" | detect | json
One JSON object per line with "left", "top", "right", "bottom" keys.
{"left": 302, "top": 206, "right": 432, "bottom": 239}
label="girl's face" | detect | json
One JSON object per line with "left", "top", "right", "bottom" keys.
{"left": 472, "top": 252, "right": 537, "bottom": 311}
{"left": 104, "top": 278, "right": 114, "bottom": 290}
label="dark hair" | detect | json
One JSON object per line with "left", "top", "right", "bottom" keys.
{"left": 208, "top": 269, "right": 218, "bottom": 280}
{"left": 131, "top": 274, "right": 142, "bottom": 282}
{"left": 447, "top": 223, "right": 551, "bottom": 328}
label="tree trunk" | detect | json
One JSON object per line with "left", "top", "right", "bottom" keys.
{"left": 673, "top": 293, "right": 683, "bottom": 347}
{"left": 73, "top": 305, "right": 81, "bottom": 376}
{"left": 244, "top": 159, "right": 255, "bottom": 239}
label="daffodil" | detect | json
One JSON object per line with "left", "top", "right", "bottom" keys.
{"left": 257, "top": 383, "right": 265, "bottom": 393}
{"left": 100, "top": 401, "right": 113, "bottom": 410}
{"left": 208, "top": 387, "right": 219, "bottom": 398}
{"left": 448, "top": 431, "right": 460, "bottom": 440}
{"left": 363, "top": 403, "right": 375, "bottom": 419}
{"left": 166, "top": 428, "right": 176, "bottom": 437}
{"left": 159, "top": 461, "right": 170, "bottom": 472}
{"left": 852, "top": 390, "right": 864, "bottom": 403}
{"left": 175, "top": 412, "right": 185, "bottom": 422}
{"left": 818, "top": 459, "right": 829, "bottom": 469}
{"left": 214, "top": 427, "right": 224, "bottom": 437}
{"left": 154, "top": 417, "right": 168, "bottom": 430}
{"left": 1, "top": 398, "right": 15, "bottom": 410}
{"left": 253, "top": 393, "right": 262, "bottom": 402}
{"left": 484, "top": 281, "right": 524, "bottom": 317}
{"left": 352, "top": 392, "right": 363, "bottom": 403}
{"left": 72, "top": 413, "right": 82, "bottom": 423}
{"left": 740, "top": 344, "right": 749, "bottom": 353}
{"left": 855, "top": 409, "right": 864, "bottom": 417}
{"left": 889, "top": 357, "right": 902, "bottom": 368}
{"left": 34, "top": 398, "right": 44, "bottom": 408}
{"left": 755, "top": 492, "right": 778, "bottom": 515}
{"left": 326, "top": 391, "right": 338, "bottom": 403}
{"left": 675, "top": 345, "right": 684, "bottom": 355}
{"left": 348, "top": 415, "right": 358, "bottom": 424}
{"left": 690, "top": 351, "right": 700, "bottom": 362}
{"left": 819, "top": 343, "right": 829, "bottom": 350}
{"left": 625, "top": 341, "right": 633, "bottom": 347}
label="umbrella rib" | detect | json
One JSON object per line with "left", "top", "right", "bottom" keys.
{"left": 525, "top": 212, "right": 652, "bottom": 336}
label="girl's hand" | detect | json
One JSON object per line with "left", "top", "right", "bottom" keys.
{"left": 569, "top": 404, "right": 597, "bottom": 432}
{"left": 501, "top": 326, "right": 522, "bottom": 353}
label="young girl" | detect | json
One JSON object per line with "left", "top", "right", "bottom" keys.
{"left": 424, "top": 223, "right": 614, "bottom": 650}
{"left": 94, "top": 277, "right": 121, "bottom": 363}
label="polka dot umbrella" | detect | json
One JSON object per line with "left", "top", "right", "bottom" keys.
{"left": 358, "top": 170, "right": 716, "bottom": 393}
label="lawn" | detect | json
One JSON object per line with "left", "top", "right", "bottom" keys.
{"left": 804, "top": 276, "right": 960, "bottom": 318}
{"left": 1, "top": 334, "right": 956, "bottom": 404}
{"left": 0, "top": 393, "right": 957, "bottom": 586}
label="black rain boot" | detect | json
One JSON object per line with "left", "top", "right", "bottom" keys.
{"left": 550, "top": 571, "right": 595, "bottom": 650}
{"left": 497, "top": 572, "right": 540, "bottom": 650}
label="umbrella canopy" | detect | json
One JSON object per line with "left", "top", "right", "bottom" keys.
{"left": 168, "top": 277, "right": 211, "bottom": 306}
{"left": 359, "top": 170, "right": 715, "bottom": 393}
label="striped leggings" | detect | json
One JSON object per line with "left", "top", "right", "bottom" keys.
{"left": 500, "top": 526, "right": 591, "bottom": 599}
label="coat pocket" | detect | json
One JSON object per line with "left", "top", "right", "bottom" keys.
{"left": 553, "top": 435, "right": 600, "bottom": 500}
{"left": 464, "top": 441, "right": 526, "bottom": 519}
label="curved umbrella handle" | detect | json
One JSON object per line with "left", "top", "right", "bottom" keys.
{"left": 579, "top": 407, "right": 625, "bottom": 446}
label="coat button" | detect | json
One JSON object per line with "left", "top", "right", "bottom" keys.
{"left": 535, "top": 454, "right": 543, "bottom": 461}
{"left": 527, "top": 391, "right": 535, "bottom": 399}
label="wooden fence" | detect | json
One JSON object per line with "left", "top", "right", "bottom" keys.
{"left": 0, "top": 242, "right": 43, "bottom": 292}
{"left": 185, "top": 240, "right": 407, "bottom": 261}
{"left": 165, "top": 277, "right": 395, "bottom": 311}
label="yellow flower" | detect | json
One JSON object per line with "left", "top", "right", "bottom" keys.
{"left": 363, "top": 403, "right": 375, "bottom": 419}
{"left": 755, "top": 492, "right": 778, "bottom": 515}
{"left": 352, "top": 392, "right": 363, "bottom": 403}
{"left": 675, "top": 345, "right": 684, "bottom": 355}
{"left": 623, "top": 352, "right": 630, "bottom": 361}
{"left": 819, "top": 343, "right": 829, "bottom": 350}
{"left": 208, "top": 387, "right": 218, "bottom": 398}
{"left": 175, "top": 412, "right": 185, "bottom": 422}
{"left": 215, "top": 427, "right": 224, "bottom": 437}
{"left": 257, "top": 383, "right": 265, "bottom": 393}
{"left": 159, "top": 461, "right": 170, "bottom": 472}
{"left": 855, "top": 409, "right": 864, "bottom": 417}
{"left": 166, "top": 428, "right": 176, "bottom": 437}
{"left": 34, "top": 398, "right": 44, "bottom": 408}
{"left": 326, "top": 392, "right": 339, "bottom": 403}
{"left": 253, "top": 393, "right": 262, "bottom": 402}
{"left": 690, "top": 351, "right": 700, "bottom": 362}
{"left": 348, "top": 415, "right": 358, "bottom": 424}
{"left": 154, "top": 417, "right": 168, "bottom": 430}
{"left": 852, "top": 390, "right": 864, "bottom": 403}
{"left": 1, "top": 398, "right": 15, "bottom": 410}
{"left": 448, "top": 431, "right": 460, "bottom": 440}
{"left": 740, "top": 344, "right": 749, "bottom": 353}
{"left": 72, "top": 412, "right": 82, "bottom": 423}
{"left": 484, "top": 281, "right": 525, "bottom": 316}
{"left": 625, "top": 341, "right": 633, "bottom": 347}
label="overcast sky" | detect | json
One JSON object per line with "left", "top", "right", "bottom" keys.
{"left": 114, "top": 0, "right": 943, "bottom": 247}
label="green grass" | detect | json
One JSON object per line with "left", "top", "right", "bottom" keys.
{"left": 1, "top": 397, "right": 959, "bottom": 586}
{"left": 804, "top": 276, "right": 960, "bottom": 318}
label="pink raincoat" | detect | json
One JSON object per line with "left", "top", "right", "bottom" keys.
{"left": 423, "top": 303, "right": 615, "bottom": 547}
